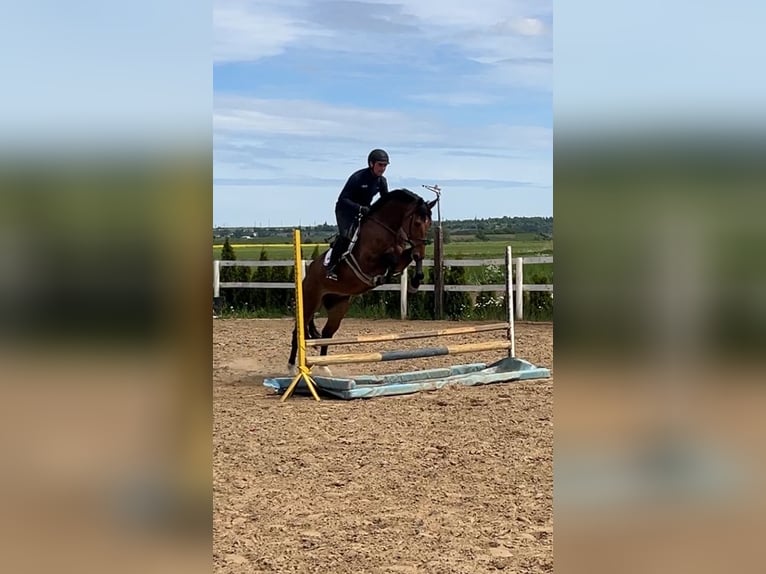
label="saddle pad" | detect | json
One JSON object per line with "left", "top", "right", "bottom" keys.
{"left": 324, "top": 224, "right": 361, "bottom": 267}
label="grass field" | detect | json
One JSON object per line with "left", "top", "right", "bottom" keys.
{"left": 213, "top": 238, "right": 553, "bottom": 261}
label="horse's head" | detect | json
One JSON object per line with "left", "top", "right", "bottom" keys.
{"left": 368, "top": 189, "right": 436, "bottom": 247}
{"left": 398, "top": 194, "right": 437, "bottom": 292}
{"left": 405, "top": 196, "right": 438, "bottom": 255}
{"left": 370, "top": 189, "right": 438, "bottom": 255}
{"left": 362, "top": 189, "right": 440, "bottom": 292}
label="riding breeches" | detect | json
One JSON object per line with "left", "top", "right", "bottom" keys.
{"left": 335, "top": 204, "right": 358, "bottom": 239}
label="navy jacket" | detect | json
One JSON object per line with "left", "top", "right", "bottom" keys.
{"left": 336, "top": 167, "right": 388, "bottom": 213}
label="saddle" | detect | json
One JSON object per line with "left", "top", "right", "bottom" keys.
{"left": 323, "top": 218, "right": 388, "bottom": 286}
{"left": 323, "top": 219, "right": 362, "bottom": 267}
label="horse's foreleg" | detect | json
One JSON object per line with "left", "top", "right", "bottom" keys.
{"left": 380, "top": 250, "right": 400, "bottom": 283}
{"left": 409, "top": 253, "right": 425, "bottom": 293}
{"left": 320, "top": 296, "right": 351, "bottom": 356}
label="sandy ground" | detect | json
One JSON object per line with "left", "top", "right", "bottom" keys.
{"left": 214, "top": 318, "right": 553, "bottom": 573}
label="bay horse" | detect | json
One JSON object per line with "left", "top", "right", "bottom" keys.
{"left": 288, "top": 188, "right": 438, "bottom": 371}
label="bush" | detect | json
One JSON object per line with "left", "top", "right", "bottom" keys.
{"left": 473, "top": 292, "right": 507, "bottom": 320}
{"left": 443, "top": 266, "right": 472, "bottom": 319}
{"left": 525, "top": 272, "right": 553, "bottom": 321}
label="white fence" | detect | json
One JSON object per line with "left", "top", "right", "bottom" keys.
{"left": 213, "top": 256, "right": 553, "bottom": 320}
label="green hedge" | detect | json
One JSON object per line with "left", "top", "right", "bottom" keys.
{"left": 218, "top": 247, "right": 552, "bottom": 322}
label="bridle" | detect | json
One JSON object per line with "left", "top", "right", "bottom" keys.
{"left": 365, "top": 203, "right": 431, "bottom": 251}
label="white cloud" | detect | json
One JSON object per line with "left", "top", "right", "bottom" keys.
{"left": 407, "top": 92, "right": 502, "bottom": 106}
{"left": 473, "top": 58, "right": 553, "bottom": 91}
{"left": 214, "top": 1, "right": 330, "bottom": 63}
{"left": 214, "top": 95, "right": 442, "bottom": 143}
{"left": 214, "top": 96, "right": 551, "bottom": 185}
{"left": 212, "top": 1, "right": 552, "bottom": 223}
{"left": 214, "top": 0, "right": 551, "bottom": 69}
{"left": 492, "top": 17, "right": 547, "bottom": 36}
{"left": 373, "top": 0, "right": 537, "bottom": 30}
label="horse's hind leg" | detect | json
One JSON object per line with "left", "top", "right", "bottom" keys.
{"left": 308, "top": 318, "right": 321, "bottom": 339}
{"left": 319, "top": 295, "right": 352, "bottom": 356}
{"left": 287, "top": 270, "right": 324, "bottom": 369}
{"left": 288, "top": 326, "right": 298, "bottom": 366}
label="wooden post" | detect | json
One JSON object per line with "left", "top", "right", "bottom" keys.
{"left": 433, "top": 224, "right": 444, "bottom": 320}
{"left": 422, "top": 183, "right": 444, "bottom": 320}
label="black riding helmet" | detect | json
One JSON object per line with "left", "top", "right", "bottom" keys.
{"left": 367, "top": 148, "right": 390, "bottom": 165}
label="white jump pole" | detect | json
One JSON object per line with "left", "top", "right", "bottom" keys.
{"left": 506, "top": 245, "right": 515, "bottom": 358}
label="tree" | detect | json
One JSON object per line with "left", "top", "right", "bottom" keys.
{"left": 270, "top": 261, "right": 292, "bottom": 314}
{"left": 251, "top": 247, "right": 271, "bottom": 310}
{"left": 221, "top": 237, "right": 235, "bottom": 260}
{"left": 219, "top": 238, "right": 251, "bottom": 310}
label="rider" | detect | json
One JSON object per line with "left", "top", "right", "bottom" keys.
{"left": 326, "top": 148, "right": 390, "bottom": 280}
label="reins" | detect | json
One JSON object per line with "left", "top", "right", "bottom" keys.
{"left": 365, "top": 203, "right": 430, "bottom": 250}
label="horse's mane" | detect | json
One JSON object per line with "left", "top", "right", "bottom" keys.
{"left": 368, "top": 188, "right": 426, "bottom": 217}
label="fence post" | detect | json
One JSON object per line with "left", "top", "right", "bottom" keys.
{"left": 213, "top": 260, "right": 220, "bottom": 298}
{"left": 400, "top": 271, "right": 408, "bottom": 320}
{"left": 515, "top": 256, "right": 523, "bottom": 320}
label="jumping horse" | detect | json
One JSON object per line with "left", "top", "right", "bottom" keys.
{"left": 288, "top": 188, "right": 438, "bottom": 371}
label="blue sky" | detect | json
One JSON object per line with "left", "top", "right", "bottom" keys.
{"left": 213, "top": 0, "right": 552, "bottom": 227}
{"left": 555, "top": 1, "right": 766, "bottom": 130}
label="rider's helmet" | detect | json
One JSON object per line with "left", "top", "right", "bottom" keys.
{"left": 367, "top": 149, "right": 390, "bottom": 166}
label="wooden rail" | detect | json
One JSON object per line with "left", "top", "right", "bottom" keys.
{"left": 306, "top": 322, "right": 510, "bottom": 347}
{"left": 306, "top": 340, "right": 513, "bottom": 367}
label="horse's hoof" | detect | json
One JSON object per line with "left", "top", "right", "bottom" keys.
{"left": 287, "top": 363, "right": 297, "bottom": 376}
{"left": 311, "top": 365, "right": 333, "bottom": 378}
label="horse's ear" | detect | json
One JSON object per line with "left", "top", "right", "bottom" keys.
{"left": 427, "top": 199, "right": 438, "bottom": 210}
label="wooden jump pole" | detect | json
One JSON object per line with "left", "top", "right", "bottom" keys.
{"left": 306, "top": 322, "right": 510, "bottom": 347}
{"left": 506, "top": 245, "right": 515, "bottom": 358}
{"left": 281, "top": 228, "right": 518, "bottom": 398}
{"left": 306, "top": 340, "right": 513, "bottom": 367}
{"left": 280, "top": 229, "right": 320, "bottom": 402}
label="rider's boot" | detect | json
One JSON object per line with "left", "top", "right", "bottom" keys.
{"left": 326, "top": 236, "right": 350, "bottom": 280}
